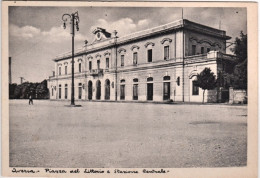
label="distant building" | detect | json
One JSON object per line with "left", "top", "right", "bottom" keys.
{"left": 48, "top": 19, "right": 236, "bottom": 103}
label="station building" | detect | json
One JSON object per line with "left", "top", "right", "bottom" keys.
{"left": 48, "top": 19, "right": 236, "bottom": 103}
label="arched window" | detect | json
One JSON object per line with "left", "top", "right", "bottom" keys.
{"left": 120, "top": 79, "right": 125, "bottom": 83}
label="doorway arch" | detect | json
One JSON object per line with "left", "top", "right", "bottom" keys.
{"left": 105, "top": 79, "right": 110, "bottom": 100}
{"left": 88, "top": 81, "right": 93, "bottom": 100}
{"left": 147, "top": 77, "right": 153, "bottom": 100}
{"left": 96, "top": 80, "right": 101, "bottom": 100}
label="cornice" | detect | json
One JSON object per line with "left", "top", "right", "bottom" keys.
{"left": 53, "top": 19, "right": 230, "bottom": 62}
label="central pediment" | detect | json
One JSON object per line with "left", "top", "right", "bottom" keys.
{"left": 92, "top": 27, "right": 111, "bottom": 43}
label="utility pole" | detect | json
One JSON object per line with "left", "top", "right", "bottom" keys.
{"left": 20, "top": 77, "right": 24, "bottom": 84}
{"left": 62, "top": 11, "right": 81, "bottom": 107}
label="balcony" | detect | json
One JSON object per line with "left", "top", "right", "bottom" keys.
{"left": 89, "top": 69, "right": 103, "bottom": 76}
{"left": 185, "top": 51, "right": 237, "bottom": 64}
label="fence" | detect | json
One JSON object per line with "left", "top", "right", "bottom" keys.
{"left": 229, "top": 87, "right": 247, "bottom": 104}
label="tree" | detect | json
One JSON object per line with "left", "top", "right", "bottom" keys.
{"left": 9, "top": 83, "right": 17, "bottom": 99}
{"left": 232, "top": 59, "right": 247, "bottom": 90}
{"left": 196, "top": 68, "right": 217, "bottom": 103}
{"left": 36, "top": 80, "right": 49, "bottom": 99}
{"left": 231, "top": 31, "right": 247, "bottom": 63}
{"left": 9, "top": 79, "right": 49, "bottom": 99}
{"left": 230, "top": 31, "right": 247, "bottom": 90}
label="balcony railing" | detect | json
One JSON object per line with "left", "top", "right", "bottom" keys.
{"left": 185, "top": 51, "right": 237, "bottom": 64}
{"left": 89, "top": 69, "right": 103, "bottom": 76}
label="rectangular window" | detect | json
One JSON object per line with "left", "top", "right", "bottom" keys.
{"left": 192, "top": 45, "right": 196, "bottom": 55}
{"left": 65, "top": 66, "right": 67, "bottom": 75}
{"left": 89, "top": 61, "right": 92, "bottom": 70}
{"left": 106, "top": 58, "right": 109, "bottom": 68}
{"left": 133, "top": 52, "right": 138, "bottom": 65}
{"left": 164, "top": 46, "right": 169, "bottom": 60}
{"left": 97, "top": 60, "right": 100, "bottom": 69}
{"left": 207, "top": 48, "right": 210, "bottom": 53}
{"left": 79, "top": 63, "right": 81, "bottom": 73}
{"left": 147, "top": 49, "right": 152, "bottom": 62}
{"left": 121, "top": 55, "right": 124, "bottom": 66}
{"left": 192, "top": 81, "right": 199, "bottom": 95}
{"left": 133, "top": 84, "right": 138, "bottom": 100}
{"left": 59, "top": 67, "right": 61, "bottom": 75}
{"left": 201, "top": 47, "right": 204, "bottom": 54}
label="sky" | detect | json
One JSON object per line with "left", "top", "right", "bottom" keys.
{"left": 9, "top": 7, "right": 247, "bottom": 84}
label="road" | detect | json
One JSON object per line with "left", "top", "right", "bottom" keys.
{"left": 9, "top": 100, "right": 247, "bottom": 168}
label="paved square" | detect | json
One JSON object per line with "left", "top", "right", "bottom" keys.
{"left": 9, "top": 100, "right": 247, "bottom": 168}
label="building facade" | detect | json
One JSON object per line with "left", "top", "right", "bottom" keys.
{"left": 48, "top": 19, "right": 236, "bottom": 103}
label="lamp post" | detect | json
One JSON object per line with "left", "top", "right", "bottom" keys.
{"left": 62, "top": 11, "right": 80, "bottom": 106}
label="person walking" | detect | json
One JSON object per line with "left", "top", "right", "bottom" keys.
{"left": 29, "top": 95, "right": 33, "bottom": 105}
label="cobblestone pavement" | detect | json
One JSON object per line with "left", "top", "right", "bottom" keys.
{"left": 9, "top": 100, "right": 247, "bottom": 168}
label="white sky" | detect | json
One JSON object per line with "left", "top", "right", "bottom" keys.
{"left": 9, "top": 7, "right": 247, "bottom": 84}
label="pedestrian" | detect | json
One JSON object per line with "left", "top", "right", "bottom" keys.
{"left": 29, "top": 95, "right": 33, "bottom": 105}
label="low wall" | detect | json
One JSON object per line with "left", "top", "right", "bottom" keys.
{"left": 229, "top": 87, "right": 247, "bottom": 104}
{"left": 207, "top": 89, "right": 218, "bottom": 103}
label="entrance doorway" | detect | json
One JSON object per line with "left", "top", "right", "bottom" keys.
{"left": 88, "top": 81, "right": 92, "bottom": 100}
{"left": 105, "top": 79, "right": 110, "bottom": 100}
{"left": 163, "top": 82, "right": 170, "bottom": 100}
{"left": 78, "top": 83, "right": 82, "bottom": 99}
{"left": 147, "top": 83, "right": 153, "bottom": 100}
{"left": 96, "top": 80, "right": 101, "bottom": 100}
{"left": 120, "top": 85, "right": 125, "bottom": 100}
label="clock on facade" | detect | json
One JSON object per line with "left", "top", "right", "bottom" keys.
{"left": 96, "top": 32, "right": 101, "bottom": 40}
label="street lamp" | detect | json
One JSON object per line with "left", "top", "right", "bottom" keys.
{"left": 62, "top": 11, "right": 80, "bottom": 106}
